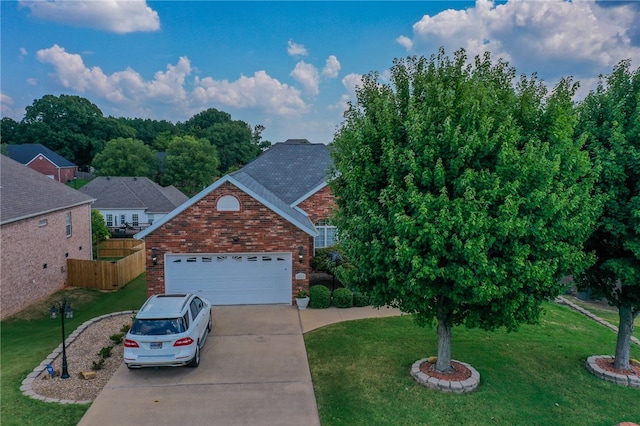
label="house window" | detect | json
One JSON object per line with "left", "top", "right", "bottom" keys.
{"left": 217, "top": 195, "right": 240, "bottom": 211}
{"left": 132, "top": 214, "right": 139, "bottom": 227}
{"left": 315, "top": 220, "right": 337, "bottom": 249}
{"left": 120, "top": 214, "right": 126, "bottom": 226}
{"left": 106, "top": 214, "right": 113, "bottom": 227}
{"left": 65, "top": 212, "right": 72, "bottom": 237}
{"left": 148, "top": 214, "right": 154, "bottom": 225}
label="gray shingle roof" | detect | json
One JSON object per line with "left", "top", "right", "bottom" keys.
{"left": 6, "top": 144, "right": 76, "bottom": 168}
{"left": 78, "top": 177, "right": 189, "bottom": 213}
{"left": 234, "top": 139, "right": 333, "bottom": 205}
{"left": 0, "top": 155, "right": 94, "bottom": 225}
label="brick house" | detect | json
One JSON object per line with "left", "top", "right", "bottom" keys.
{"left": 135, "top": 139, "right": 336, "bottom": 305}
{"left": 0, "top": 156, "right": 94, "bottom": 319}
{"left": 7, "top": 144, "right": 78, "bottom": 183}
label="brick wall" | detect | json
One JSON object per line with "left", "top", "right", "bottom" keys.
{"left": 27, "top": 156, "right": 77, "bottom": 183}
{"left": 297, "top": 184, "right": 336, "bottom": 224}
{"left": 143, "top": 182, "right": 313, "bottom": 301}
{"left": 0, "top": 203, "right": 93, "bottom": 319}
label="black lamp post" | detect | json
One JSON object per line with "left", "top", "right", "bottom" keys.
{"left": 50, "top": 300, "right": 73, "bottom": 379}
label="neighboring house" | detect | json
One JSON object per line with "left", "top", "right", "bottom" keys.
{"left": 6, "top": 144, "right": 78, "bottom": 183}
{"left": 78, "top": 177, "right": 189, "bottom": 236}
{"left": 0, "top": 155, "right": 94, "bottom": 320}
{"left": 135, "top": 139, "right": 336, "bottom": 305}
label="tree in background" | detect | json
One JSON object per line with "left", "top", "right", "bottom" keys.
{"left": 18, "top": 95, "right": 131, "bottom": 168}
{"left": 162, "top": 135, "right": 219, "bottom": 194}
{"left": 92, "top": 137, "right": 157, "bottom": 178}
{"left": 330, "top": 49, "right": 601, "bottom": 373}
{"left": 180, "top": 108, "right": 261, "bottom": 173}
{"left": 91, "top": 209, "right": 110, "bottom": 258}
{"left": 577, "top": 60, "right": 640, "bottom": 371}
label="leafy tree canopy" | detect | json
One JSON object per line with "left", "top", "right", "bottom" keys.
{"left": 92, "top": 137, "right": 157, "bottom": 178}
{"left": 91, "top": 210, "right": 110, "bottom": 256}
{"left": 330, "top": 48, "right": 601, "bottom": 372}
{"left": 577, "top": 59, "right": 640, "bottom": 370}
{"left": 180, "top": 108, "right": 265, "bottom": 173}
{"left": 162, "top": 135, "right": 220, "bottom": 194}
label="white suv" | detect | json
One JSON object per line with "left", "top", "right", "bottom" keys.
{"left": 124, "top": 294, "right": 212, "bottom": 369}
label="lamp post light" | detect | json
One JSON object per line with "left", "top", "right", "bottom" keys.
{"left": 50, "top": 299, "right": 73, "bottom": 379}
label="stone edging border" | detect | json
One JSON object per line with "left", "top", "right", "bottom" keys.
{"left": 585, "top": 355, "right": 640, "bottom": 388}
{"left": 556, "top": 296, "right": 640, "bottom": 347}
{"left": 20, "top": 310, "right": 137, "bottom": 405}
{"left": 410, "top": 358, "right": 480, "bottom": 393}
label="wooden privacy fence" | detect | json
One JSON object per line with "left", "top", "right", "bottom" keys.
{"left": 68, "top": 240, "right": 146, "bottom": 290}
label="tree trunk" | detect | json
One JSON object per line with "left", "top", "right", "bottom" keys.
{"left": 613, "top": 305, "right": 635, "bottom": 370}
{"left": 436, "top": 315, "right": 454, "bottom": 374}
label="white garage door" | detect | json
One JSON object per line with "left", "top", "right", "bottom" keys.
{"left": 164, "top": 253, "right": 292, "bottom": 305}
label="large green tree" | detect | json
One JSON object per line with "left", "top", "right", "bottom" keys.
{"left": 162, "top": 135, "right": 219, "bottom": 194}
{"left": 180, "top": 108, "right": 262, "bottom": 173}
{"left": 577, "top": 60, "right": 640, "bottom": 371}
{"left": 92, "top": 137, "right": 157, "bottom": 178}
{"left": 330, "top": 49, "right": 601, "bottom": 373}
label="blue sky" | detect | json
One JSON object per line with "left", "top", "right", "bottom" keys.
{"left": 2, "top": 1, "right": 640, "bottom": 144}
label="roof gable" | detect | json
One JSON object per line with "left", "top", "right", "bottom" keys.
{"left": 0, "top": 155, "right": 94, "bottom": 225}
{"left": 79, "top": 177, "right": 189, "bottom": 213}
{"left": 135, "top": 174, "right": 317, "bottom": 239}
{"left": 7, "top": 144, "right": 76, "bottom": 168}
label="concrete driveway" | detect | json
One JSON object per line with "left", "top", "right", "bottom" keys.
{"left": 78, "top": 305, "right": 320, "bottom": 426}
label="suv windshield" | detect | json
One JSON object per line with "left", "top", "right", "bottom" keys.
{"left": 130, "top": 318, "right": 186, "bottom": 335}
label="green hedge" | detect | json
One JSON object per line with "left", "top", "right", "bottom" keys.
{"left": 333, "top": 288, "right": 353, "bottom": 308}
{"left": 353, "top": 291, "right": 370, "bottom": 307}
{"left": 310, "top": 285, "right": 331, "bottom": 309}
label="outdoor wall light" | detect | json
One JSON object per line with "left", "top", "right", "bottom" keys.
{"left": 232, "top": 235, "right": 240, "bottom": 243}
{"left": 151, "top": 248, "right": 159, "bottom": 266}
{"left": 49, "top": 300, "right": 73, "bottom": 379}
{"left": 298, "top": 246, "right": 304, "bottom": 263}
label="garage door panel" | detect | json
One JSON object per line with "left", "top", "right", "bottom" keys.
{"left": 165, "top": 253, "right": 292, "bottom": 305}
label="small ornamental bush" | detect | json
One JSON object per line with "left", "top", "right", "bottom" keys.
{"left": 120, "top": 324, "right": 131, "bottom": 333}
{"left": 91, "top": 358, "right": 105, "bottom": 371}
{"left": 110, "top": 333, "right": 124, "bottom": 344}
{"left": 98, "top": 346, "right": 113, "bottom": 359}
{"left": 333, "top": 288, "right": 353, "bottom": 308}
{"left": 353, "top": 291, "right": 370, "bottom": 307}
{"left": 309, "top": 285, "right": 331, "bottom": 309}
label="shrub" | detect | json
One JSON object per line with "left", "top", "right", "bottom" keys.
{"left": 353, "top": 291, "right": 370, "bottom": 307}
{"left": 333, "top": 288, "right": 353, "bottom": 308}
{"left": 120, "top": 324, "right": 131, "bottom": 333}
{"left": 91, "top": 359, "right": 105, "bottom": 371}
{"left": 110, "top": 333, "right": 124, "bottom": 344}
{"left": 98, "top": 346, "right": 113, "bottom": 358}
{"left": 309, "top": 285, "right": 331, "bottom": 309}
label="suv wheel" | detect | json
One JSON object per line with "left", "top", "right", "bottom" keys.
{"left": 187, "top": 344, "right": 200, "bottom": 368}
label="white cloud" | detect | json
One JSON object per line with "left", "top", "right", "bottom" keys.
{"left": 403, "top": 0, "right": 640, "bottom": 82}
{"left": 290, "top": 61, "right": 320, "bottom": 96}
{"left": 341, "top": 73, "right": 363, "bottom": 94}
{"left": 396, "top": 35, "right": 413, "bottom": 50}
{"left": 193, "top": 71, "right": 307, "bottom": 116}
{"left": 27, "top": 78, "right": 37, "bottom": 86}
{"left": 36, "top": 44, "right": 307, "bottom": 118}
{"left": 1, "top": 93, "right": 16, "bottom": 117}
{"left": 287, "top": 40, "right": 308, "bottom": 56}
{"left": 322, "top": 55, "right": 341, "bottom": 78}
{"left": 19, "top": 0, "right": 160, "bottom": 34}
{"left": 19, "top": 47, "right": 28, "bottom": 57}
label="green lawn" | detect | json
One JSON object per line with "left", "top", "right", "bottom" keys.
{"left": 305, "top": 303, "right": 640, "bottom": 426}
{"left": 0, "top": 274, "right": 147, "bottom": 426}
{"left": 563, "top": 295, "right": 640, "bottom": 340}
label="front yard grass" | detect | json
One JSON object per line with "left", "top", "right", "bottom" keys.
{"left": 0, "top": 273, "right": 147, "bottom": 426}
{"left": 563, "top": 295, "right": 640, "bottom": 340}
{"left": 305, "top": 303, "right": 640, "bottom": 426}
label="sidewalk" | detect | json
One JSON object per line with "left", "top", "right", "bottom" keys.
{"left": 298, "top": 305, "right": 403, "bottom": 333}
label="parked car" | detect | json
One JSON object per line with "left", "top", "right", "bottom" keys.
{"left": 124, "top": 294, "right": 212, "bottom": 369}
